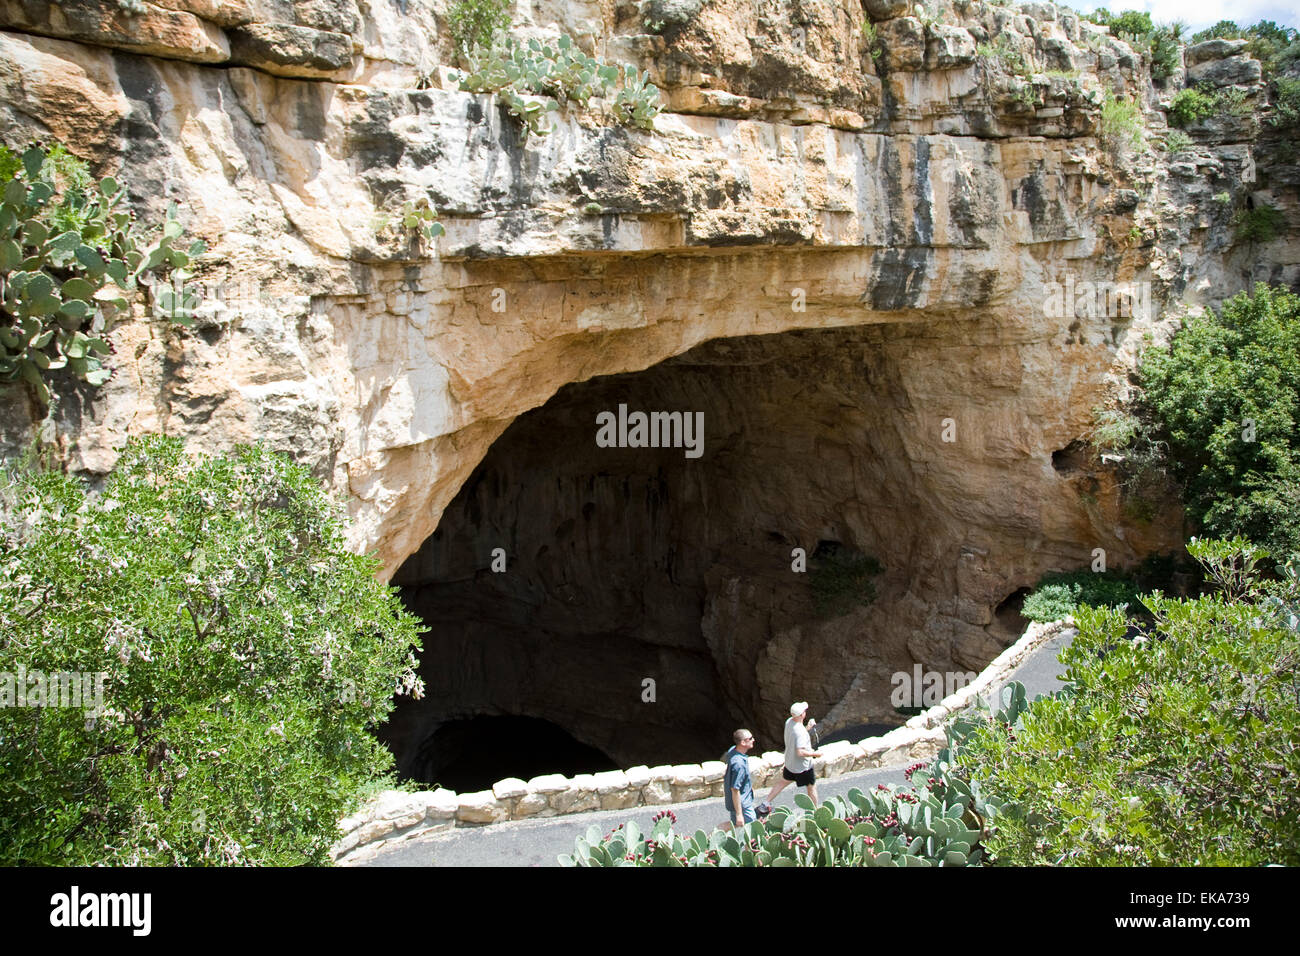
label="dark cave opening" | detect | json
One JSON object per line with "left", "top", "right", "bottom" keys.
{"left": 411, "top": 715, "right": 619, "bottom": 794}
{"left": 994, "top": 587, "right": 1032, "bottom": 637}
{"left": 378, "top": 323, "right": 1016, "bottom": 787}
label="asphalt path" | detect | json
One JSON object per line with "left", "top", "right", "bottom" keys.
{"left": 360, "top": 628, "right": 1075, "bottom": 867}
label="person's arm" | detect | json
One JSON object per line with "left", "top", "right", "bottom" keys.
{"left": 725, "top": 761, "right": 744, "bottom": 826}
{"left": 797, "top": 728, "right": 821, "bottom": 758}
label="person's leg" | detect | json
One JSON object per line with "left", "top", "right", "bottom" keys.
{"left": 763, "top": 775, "right": 791, "bottom": 807}
{"left": 805, "top": 781, "right": 819, "bottom": 806}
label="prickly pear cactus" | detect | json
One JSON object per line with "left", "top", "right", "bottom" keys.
{"left": 0, "top": 142, "right": 203, "bottom": 405}
{"left": 455, "top": 33, "right": 661, "bottom": 139}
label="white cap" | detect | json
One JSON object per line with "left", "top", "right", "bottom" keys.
{"left": 790, "top": 701, "right": 809, "bottom": 717}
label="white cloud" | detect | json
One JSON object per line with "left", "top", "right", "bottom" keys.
{"left": 1063, "top": 0, "right": 1298, "bottom": 32}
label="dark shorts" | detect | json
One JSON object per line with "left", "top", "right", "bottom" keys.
{"left": 783, "top": 766, "right": 816, "bottom": 787}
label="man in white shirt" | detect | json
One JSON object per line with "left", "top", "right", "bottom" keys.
{"left": 757, "top": 701, "right": 822, "bottom": 816}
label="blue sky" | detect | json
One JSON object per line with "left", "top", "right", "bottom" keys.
{"left": 1065, "top": 0, "right": 1299, "bottom": 32}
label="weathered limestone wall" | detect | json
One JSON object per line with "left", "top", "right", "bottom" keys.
{"left": 1, "top": 1, "right": 1296, "bottom": 764}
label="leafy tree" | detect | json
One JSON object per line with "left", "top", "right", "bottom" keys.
{"left": 1142, "top": 284, "right": 1300, "bottom": 557}
{"left": 0, "top": 437, "right": 425, "bottom": 865}
{"left": 447, "top": 0, "right": 513, "bottom": 57}
{"left": 1191, "top": 20, "right": 1243, "bottom": 43}
{"left": 960, "top": 538, "right": 1300, "bottom": 865}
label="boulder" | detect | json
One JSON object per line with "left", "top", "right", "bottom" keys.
{"left": 1185, "top": 38, "right": 1248, "bottom": 67}
{"left": 926, "top": 25, "right": 977, "bottom": 70}
{"left": 228, "top": 22, "right": 354, "bottom": 80}
{"left": 880, "top": 17, "right": 926, "bottom": 72}
{"left": 1187, "top": 55, "right": 1262, "bottom": 88}
{"left": 0, "top": 0, "right": 229, "bottom": 63}
{"left": 457, "top": 790, "right": 508, "bottom": 824}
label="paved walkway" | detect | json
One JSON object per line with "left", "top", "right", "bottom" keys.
{"left": 361, "top": 628, "right": 1075, "bottom": 867}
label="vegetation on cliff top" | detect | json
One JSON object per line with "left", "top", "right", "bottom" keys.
{"left": 449, "top": 0, "right": 661, "bottom": 138}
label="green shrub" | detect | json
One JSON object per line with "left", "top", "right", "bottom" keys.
{"left": 1021, "top": 568, "right": 1149, "bottom": 622}
{"left": 0, "top": 142, "right": 202, "bottom": 405}
{"left": 1270, "top": 76, "right": 1300, "bottom": 128}
{"left": 959, "top": 538, "right": 1300, "bottom": 865}
{"left": 447, "top": 0, "right": 512, "bottom": 57}
{"left": 1098, "top": 90, "right": 1145, "bottom": 153}
{"left": 1233, "top": 202, "right": 1287, "bottom": 243}
{"left": 1020, "top": 583, "right": 1081, "bottom": 622}
{"left": 1168, "top": 86, "right": 1217, "bottom": 126}
{"left": 1142, "top": 284, "right": 1300, "bottom": 557}
{"left": 0, "top": 437, "right": 426, "bottom": 865}
{"left": 809, "top": 545, "right": 882, "bottom": 618}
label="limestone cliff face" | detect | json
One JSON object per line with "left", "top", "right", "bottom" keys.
{"left": 1, "top": 1, "right": 1296, "bottom": 762}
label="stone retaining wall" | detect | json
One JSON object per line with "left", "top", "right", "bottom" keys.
{"left": 331, "top": 618, "right": 1070, "bottom": 863}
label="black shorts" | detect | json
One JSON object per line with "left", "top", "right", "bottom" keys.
{"left": 783, "top": 766, "right": 816, "bottom": 787}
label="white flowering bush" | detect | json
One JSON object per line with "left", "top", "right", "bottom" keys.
{"left": 0, "top": 436, "right": 425, "bottom": 864}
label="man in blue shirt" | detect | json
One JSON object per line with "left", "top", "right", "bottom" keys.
{"left": 722, "top": 728, "right": 757, "bottom": 830}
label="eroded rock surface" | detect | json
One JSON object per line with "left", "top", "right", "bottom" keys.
{"left": 1, "top": 1, "right": 1296, "bottom": 763}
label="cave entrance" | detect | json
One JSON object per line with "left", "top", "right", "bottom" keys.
{"left": 409, "top": 716, "right": 619, "bottom": 794}
{"left": 380, "top": 322, "right": 1012, "bottom": 786}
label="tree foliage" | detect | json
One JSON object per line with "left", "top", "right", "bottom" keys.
{"left": 447, "top": 0, "right": 513, "bottom": 57}
{"left": 0, "top": 437, "right": 425, "bottom": 865}
{"left": 1141, "top": 284, "right": 1300, "bottom": 557}
{"left": 959, "top": 539, "right": 1300, "bottom": 865}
